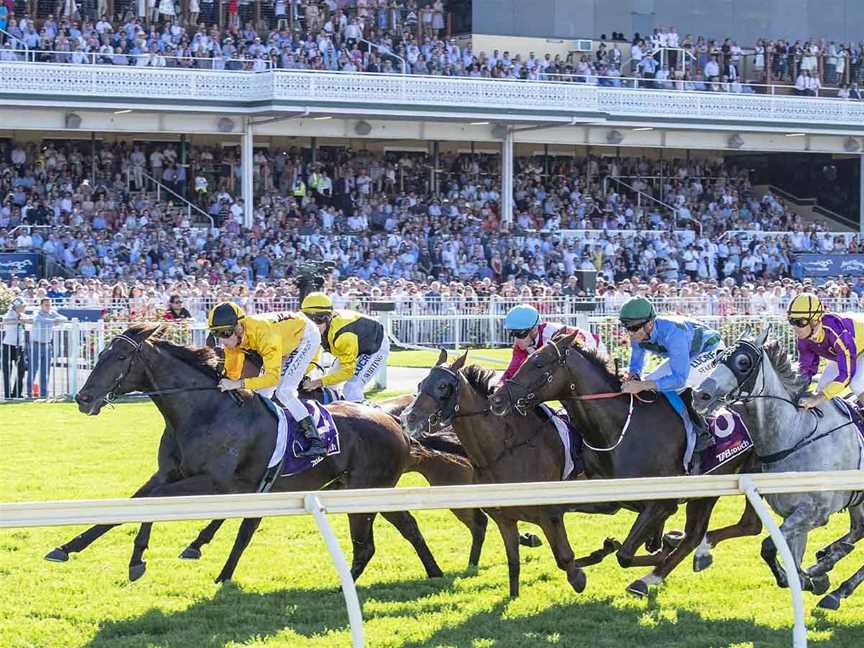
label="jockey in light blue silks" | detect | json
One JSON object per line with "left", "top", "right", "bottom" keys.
{"left": 618, "top": 297, "right": 724, "bottom": 459}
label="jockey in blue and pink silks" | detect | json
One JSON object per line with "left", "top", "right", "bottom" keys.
{"left": 788, "top": 292, "right": 864, "bottom": 409}
{"left": 499, "top": 304, "right": 608, "bottom": 384}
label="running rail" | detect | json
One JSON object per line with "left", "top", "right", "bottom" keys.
{"left": 3, "top": 470, "right": 863, "bottom": 648}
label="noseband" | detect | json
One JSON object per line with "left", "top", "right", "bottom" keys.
{"left": 504, "top": 339, "right": 572, "bottom": 416}
{"left": 419, "top": 366, "right": 489, "bottom": 429}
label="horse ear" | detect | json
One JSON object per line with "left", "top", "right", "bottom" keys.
{"left": 755, "top": 326, "right": 770, "bottom": 347}
{"left": 450, "top": 352, "right": 468, "bottom": 371}
{"left": 436, "top": 349, "right": 448, "bottom": 366}
{"left": 561, "top": 330, "right": 580, "bottom": 347}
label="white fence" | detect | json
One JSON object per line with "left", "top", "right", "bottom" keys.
{"left": 3, "top": 470, "right": 863, "bottom": 647}
{"left": 0, "top": 313, "right": 803, "bottom": 401}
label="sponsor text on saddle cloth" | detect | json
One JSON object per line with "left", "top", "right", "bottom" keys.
{"left": 537, "top": 404, "right": 584, "bottom": 479}
{"left": 663, "top": 392, "right": 753, "bottom": 473}
{"left": 261, "top": 397, "right": 341, "bottom": 478}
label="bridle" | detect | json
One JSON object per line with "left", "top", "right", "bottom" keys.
{"left": 418, "top": 366, "right": 490, "bottom": 429}
{"left": 504, "top": 338, "right": 571, "bottom": 416}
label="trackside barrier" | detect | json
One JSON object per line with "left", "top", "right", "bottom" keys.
{"left": 3, "top": 471, "right": 863, "bottom": 648}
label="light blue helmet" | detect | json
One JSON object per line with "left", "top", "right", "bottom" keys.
{"left": 503, "top": 305, "right": 540, "bottom": 331}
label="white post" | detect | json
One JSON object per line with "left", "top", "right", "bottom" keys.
{"left": 68, "top": 319, "right": 81, "bottom": 398}
{"left": 501, "top": 127, "right": 514, "bottom": 226}
{"left": 242, "top": 118, "right": 254, "bottom": 229}
{"left": 374, "top": 313, "right": 391, "bottom": 391}
{"left": 304, "top": 495, "right": 365, "bottom": 648}
{"left": 488, "top": 299, "right": 496, "bottom": 346}
{"left": 739, "top": 476, "right": 807, "bottom": 648}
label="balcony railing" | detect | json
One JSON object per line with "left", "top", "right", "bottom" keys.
{"left": 1, "top": 63, "right": 862, "bottom": 127}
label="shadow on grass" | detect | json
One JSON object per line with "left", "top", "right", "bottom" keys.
{"left": 81, "top": 569, "right": 864, "bottom": 648}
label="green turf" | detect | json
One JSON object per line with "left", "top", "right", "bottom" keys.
{"left": 1, "top": 402, "right": 862, "bottom": 648}
{"left": 388, "top": 348, "right": 512, "bottom": 369}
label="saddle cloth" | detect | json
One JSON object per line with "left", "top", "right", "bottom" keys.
{"left": 261, "top": 397, "right": 341, "bottom": 478}
{"left": 662, "top": 392, "right": 753, "bottom": 474}
{"left": 831, "top": 397, "right": 864, "bottom": 448}
{"left": 537, "top": 404, "right": 584, "bottom": 480}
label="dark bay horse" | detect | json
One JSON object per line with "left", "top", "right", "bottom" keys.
{"left": 45, "top": 325, "right": 446, "bottom": 585}
{"left": 402, "top": 350, "right": 588, "bottom": 598}
{"left": 489, "top": 330, "right": 762, "bottom": 596}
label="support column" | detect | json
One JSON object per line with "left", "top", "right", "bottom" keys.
{"left": 432, "top": 141, "right": 440, "bottom": 194}
{"left": 90, "top": 132, "right": 96, "bottom": 185}
{"left": 311, "top": 137, "right": 318, "bottom": 166}
{"left": 859, "top": 154, "right": 864, "bottom": 236}
{"left": 501, "top": 127, "right": 514, "bottom": 226}
{"left": 242, "top": 118, "right": 254, "bottom": 229}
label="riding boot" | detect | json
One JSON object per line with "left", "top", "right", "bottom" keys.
{"left": 692, "top": 413, "right": 714, "bottom": 452}
{"left": 297, "top": 416, "right": 327, "bottom": 458}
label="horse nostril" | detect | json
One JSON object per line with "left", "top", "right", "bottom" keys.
{"left": 407, "top": 412, "right": 416, "bottom": 423}
{"left": 77, "top": 393, "right": 91, "bottom": 403}
{"left": 698, "top": 392, "right": 711, "bottom": 401}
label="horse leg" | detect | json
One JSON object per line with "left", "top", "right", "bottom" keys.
{"left": 180, "top": 520, "right": 226, "bottom": 560}
{"left": 761, "top": 537, "right": 788, "bottom": 588}
{"left": 697, "top": 498, "right": 762, "bottom": 572}
{"left": 381, "top": 510, "right": 443, "bottom": 578}
{"left": 214, "top": 518, "right": 262, "bottom": 584}
{"left": 45, "top": 471, "right": 164, "bottom": 564}
{"left": 809, "top": 506, "right": 864, "bottom": 577}
{"left": 490, "top": 513, "right": 521, "bottom": 598}
{"left": 347, "top": 513, "right": 377, "bottom": 583}
{"left": 616, "top": 502, "right": 679, "bottom": 569}
{"left": 628, "top": 498, "right": 717, "bottom": 598}
{"left": 781, "top": 505, "right": 831, "bottom": 595}
{"left": 535, "top": 513, "right": 586, "bottom": 594}
{"left": 818, "top": 562, "right": 864, "bottom": 610}
{"left": 450, "top": 508, "right": 488, "bottom": 569}
{"left": 568, "top": 502, "right": 624, "bottom": 566}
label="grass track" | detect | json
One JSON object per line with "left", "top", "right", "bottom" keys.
{"left": 387, "top": 348, "right": 511, "bottom": 369}
{"left": 1, "top": 402, "right": 862, "bottom": 648}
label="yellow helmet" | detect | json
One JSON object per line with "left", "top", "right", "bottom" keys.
{"left": 787, "top": 292, "right": 824, "bottom": 324}
{"left": 301, "top": 292, "right": 333, "bottom": 314}
{"left": 208, "top": 301, "right": 246, "bottom": 334}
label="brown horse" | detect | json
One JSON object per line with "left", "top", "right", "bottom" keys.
{"left": 402, "top": 350, "right": 588, "bottom": 598}
{"left": 489, "top": 331, "right": 763, "bottom": 596}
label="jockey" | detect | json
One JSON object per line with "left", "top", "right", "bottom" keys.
{"left": 500, "top": 304, "right": 607, "bottom": 384}
{"left": 788, "top": 292, "right": 864, "bottom": 409}
{"left": 299, "top": 292, "right": 390, "bottom": 402}
{"left": 618, "top": 297, "right": 723, "bottom": 453}
{"left": 208, "top": 301, "right": 326, "bottom": 458}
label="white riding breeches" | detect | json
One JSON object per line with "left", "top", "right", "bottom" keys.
{"left": 646, "top": 342, "right": 725, "bottom": 392}
{"left": 817, "top": 354, "right": 864, "bottom": 396}
{"left": 337, "top": 334, "right": 390, "bottom": 402}
{"left": 257, "top": 319, "right": 320, "bottom": 421}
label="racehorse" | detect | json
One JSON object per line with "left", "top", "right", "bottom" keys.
{"left": 45, "top": 325, "right": 446, "bottom": 584}
{"left": 402, "top": 350, "right": 588, "bottom": 598}
{"left": 489, "top": 330, "right": 763, "bottom": 596}
{"left": 694, "top": 329, "right": 864, "bottom": 609}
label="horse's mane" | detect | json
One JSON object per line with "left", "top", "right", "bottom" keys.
{"left": 124, "top": 324, "right": 222, "bottom": 381}
{"left": 763, "top": 339, "right": 809, "bottom": 396}
{"left": 460, "top": 364, "right": 497, "bottom": 397}
{"left": 575, "top": 346, "right": 623, "bottom": 390}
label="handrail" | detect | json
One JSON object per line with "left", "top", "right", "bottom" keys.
{"left": 357, "top": 38, "right": 407, "bottom": 75}
{"left": 0, "top": 47, "right": 273, "bottom": 70}
{"left": 604, "top": 176, "right": 703, "bottom": 236}
{"left": 139, "top": 171, "right": 215, "bottom": 229}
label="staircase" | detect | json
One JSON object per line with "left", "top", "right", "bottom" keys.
{"left": 751, "top": 185, "right": 856, "bottom": 232}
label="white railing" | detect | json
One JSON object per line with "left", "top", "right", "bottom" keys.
{"left": 3, "top": 470, "right": 862, "bottom": 648}
{"left": 0, "top": 64, "right": 861, "bottom": 127}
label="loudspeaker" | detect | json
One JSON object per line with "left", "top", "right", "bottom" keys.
{"left": 606, "top": 130, "right": 623, "bottom": 145}
{"left": 217, "top": 117, "right": 235, "bottom": 133}
{"left": 65, "top": 113, "right": 82, "bottom": 129}
{"left": 574, "top": 270, "right": 597, "bottom": 295}
{"left": 369, "top": 301, "right": 396, "bottom": 312}
{"left": 354, "top": 120, "right": 372, "bottom": 136}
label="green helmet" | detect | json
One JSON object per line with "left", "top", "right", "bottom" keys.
{"left": 619, "top": 297, "right": 656, "bottom": 325}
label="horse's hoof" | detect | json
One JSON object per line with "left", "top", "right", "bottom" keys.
{"left": 627, "top": 579, "right": 649, "bottom": 598}
{"left": 663, "top": 530, "right": 685, "bottom": 551}
{"left": 815, "top": 547, "right": 828, "bottom": 561}
{"left": 603, "top": 537, "right": 622, "bottom": 552}
{"left": 519, "top": 533, "right": 543, "bottom": 548}
{"left": 179, "top": 547, "right": 201, "bottom": 560}
{"left": 569, "top": 569, "right": 587, "bottom": 593}
{"left": 817, "top": 593, "right": 841, "bottom": 610}
{"left": 810, "top": 574, "right": 830, "bottom": 596}
{"left": 44, "top": 548, "right": 69, "bottom": 563}
{"left": 693, "top": 553, "right": 714, "bottom": 573}
{"left": 128, "top": 561, "right": 147, "bottom": 582}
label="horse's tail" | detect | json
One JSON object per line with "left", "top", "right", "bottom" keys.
{"left": 408, "top": 430, "right": 474, "bottom": 482}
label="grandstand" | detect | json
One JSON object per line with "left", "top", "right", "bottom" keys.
{"left": 1, "top": 3, "right": 864, "bottom": 646}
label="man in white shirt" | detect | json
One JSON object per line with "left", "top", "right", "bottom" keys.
{"left": 2, "top": 298, "right": 30, "bottom": 399}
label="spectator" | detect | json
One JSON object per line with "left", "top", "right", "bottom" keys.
{"left": 30, "top": 297, "right": 67, "bottom": 399}
{"left": 163, "top": 294, "right": 192, "bottom": 320}
{"left": 2, "top": 297, "right": 29, "bottom": 399}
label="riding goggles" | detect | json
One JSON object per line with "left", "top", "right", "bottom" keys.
{"left": 788, "top": 317, "right": 812, "bottom": 328}
{"left": 307, "top": 312, "right": 331, "bottom": 325}
{"left": 622, "top": 321, "right": 647, "bottom": 333}
{"left": 508, "top": 328, "right": 533, "bottom": 339}
{"left": 211, "top": 327, "right": 236, "bottom": 339}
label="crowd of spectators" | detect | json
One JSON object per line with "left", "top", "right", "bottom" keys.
{"left": 0, "top": 2, "right": 862, "bottom": 97}
{"left": 1, "top": 136, "right": 861, "bottom": 322}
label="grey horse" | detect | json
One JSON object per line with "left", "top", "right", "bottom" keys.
{"left": 693, "top": 328, "right": 864, "bottom": 610}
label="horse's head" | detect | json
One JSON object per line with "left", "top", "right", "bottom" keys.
{"left": 401, "top": 349, "right": 465, "bottom": 438}
{"left": 75, "top": 325, "right": 160, "bottom": 415}
{"left": 489, "top": 331, "right": 583, "bottom": 416}
{"left": 694, "top": 328, "right": 770, "bottom": 415}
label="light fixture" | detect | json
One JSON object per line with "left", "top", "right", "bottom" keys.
{"left": 64, "top": 113, "right": 82, "bottom": 129}
{"left": 354, "top": 120, "right": 372, "bottom": 136}
{"left": 470, "top": 121, "right": 489, "bottom": 126}
{"left": 843, "top": 137, "right": 861, "bottom": 153}
{"left": 113, "top": 109, "right": 133, "bottom": 115}
{"left": 606, "top": 130, "right": 623, "bottom": 144}
{"left": 785, "top": 132, "right": 806, "bottom": 137}
{"left": 728, "top": 133, "right": 745, "bottom": 149}
{"left": 313, "top": 116, "right": 333, "bottom": 121}
{"left": 632, "top": 127, "right": 654, "bottom": 132}
{"left": 216, "top": 117, "right": 235, "bottom": 133}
